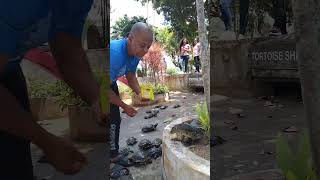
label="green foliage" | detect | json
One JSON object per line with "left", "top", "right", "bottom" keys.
{"left": 119, "top": 84, "right": 133, "bottom": 95}
{"left": 166, "top": 68, "right": 179, "bottom": 76}
{"left": 27, "top": 78, "right": 62, "bottom": 98}
{"left": 135, "top": 0, "right": 201, "bottom": 42}
{"left": 154, "top": 84, "right": 169, "bottom": 94}
{"left": 98, "top": 70, "right": 108, "bottom": 114}
{"left": 196, "top": 102, "right": 210, "bottom": 137}
{"left": 111, "top": 15, "right": 147, "bottom": 39}
{"left": 53, "top": 81, "right": 87, "bottom": 111}
{"left": 276, "top": 130, "right": 318, "bottom": 180}
{"left": 154, "top": 27, "right": 178, "bottom": 58}
{"left": 27, "top": 79, "right": 50, "bottom": 98}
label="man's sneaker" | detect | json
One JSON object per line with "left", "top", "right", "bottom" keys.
{"left": 269, "top": 27, "right": 282, "bottom": 36}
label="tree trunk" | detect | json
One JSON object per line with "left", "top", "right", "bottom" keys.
{"left": 293, "top": 0, "right": 320, "bottom": 172}
{"left": 196, "top": 0, "right": 210, "bottom": 111}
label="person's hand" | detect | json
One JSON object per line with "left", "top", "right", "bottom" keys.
{"left": 123, "top": 105, "right": 137, "bottom": 117}
{"left": 92, "top": 99, "right": 108, "bottom": 127}
{"left": 41, "top": 135, "right": 87, "bottom": 174}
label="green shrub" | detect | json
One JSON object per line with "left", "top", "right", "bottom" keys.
{"left": 54, "top": 81, "right": 87, "bottom": 111}
{"left": 276, "top": 130, "right": 318, "bottom": 180}
{"left": 166, "top": 68, "right": 178, "bottom": 76}
{"left": 27, "top": 79, "right": 50, "bottom": 98}
{"left": 196, "top": 103, "right": 210, "bottom": 137}
{"left": 154, "top": 84, "right": 169, "bottom": 94}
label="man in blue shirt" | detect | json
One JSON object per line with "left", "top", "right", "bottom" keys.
{"left": 0, "top": 1, "right": 106, "bottom": 179}
{"left": 109, "top": 22, "right": 153, "bottom": 170}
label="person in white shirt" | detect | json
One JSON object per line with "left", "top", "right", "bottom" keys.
{"left": 193, "top": 37, "right": 201, "bottom": 73}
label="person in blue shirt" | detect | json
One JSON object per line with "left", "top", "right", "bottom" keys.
{"left": 0, "top": 1, "right": 107, "bottom": 179}
{"left": 109, "top": 22, "right": 153, "bottom": 176}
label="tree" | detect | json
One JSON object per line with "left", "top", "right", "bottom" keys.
{"left": 142, "top": 42, "right": 165, "bottom": 84}
{"left": 196, "top": 0, "right": 210, "bottom": 111}
{"left": 111, "top": 15, "right": 147, "bottom": 39}
{"left": 135, "top": 0, "right": 206, "bottom": 42}
{"left": 154, "top": 27, "right": 178, "bottom": 58}
{"left": 293, "top": 0, "right": 320, "bottom": 173}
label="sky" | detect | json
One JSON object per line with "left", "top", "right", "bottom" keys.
{"left": 110, "top": 0, "right": 166, "bottom": 28}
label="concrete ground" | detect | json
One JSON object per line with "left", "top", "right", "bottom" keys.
{"left": 31, "top": 118, "right": 106, "bottom": 180}
{"left": 31, "top": 90, "right": 204, "bottom": 180}
{"left": 118, "top": 91, "right": 204, "bottom": 180}
{"left": 212, "top": 92, "right": 306, "bottom": 179}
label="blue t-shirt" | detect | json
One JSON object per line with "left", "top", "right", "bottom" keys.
{"left": 0, "top": 0, "right": 93, "bottom": 72}
{"left": 110, "top": 39, "right": 141, "bottom": 83}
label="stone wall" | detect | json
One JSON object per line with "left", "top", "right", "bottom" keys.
{"left": 210, "top": 39, "right": 256, "bottom": 98}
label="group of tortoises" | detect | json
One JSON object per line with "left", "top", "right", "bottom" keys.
{"left": 120, "top": 137, "right": 163, "bottom": 167}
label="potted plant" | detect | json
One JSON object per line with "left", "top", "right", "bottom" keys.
{"left": 54, "top": 71, "right": 108, "bottom": 142}
{"left": 154, "top": 83, "right": 170, "bottom": 102}
{"left": 27, "top": 78, "right": 48, "bottom": 121}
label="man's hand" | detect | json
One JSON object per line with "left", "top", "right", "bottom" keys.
{"left": 92, "top": 99, "right": 108, "bottom": 127}
{"left": 123, "top": 105, "right": 137, "bottom": 117}
{"left": 41, "top": 135, "right": 87, "bottom": 174}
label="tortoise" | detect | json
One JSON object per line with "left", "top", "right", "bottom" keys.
{"left": 144, "top": 112, "right": 158, "bottom": 119}
{"left": 141, "top": 123, "right": 158, "bottom": 133}
{"left": 173, "top": 104, "right": 181, "bottom": 108}
{"left": 129, "top": 151, "right": 152, "bottom": 166}
{"left": 126, "top": 137, "right": 138, "bottom": 146}
{"left": 160, "top": 105, "right": 168, "bottom": 110}
{"left": 119, "top": 147, "right": 134, "bottom": 157}
{"left": 152, "top": 138, "right": 162, "bottom": 148}
{"left": 146, "top": 147, "right": 162, "bottom": 159}
{"left": 138, "top": 139, "right": 154, "bottom": 151}
{"left": 170, "top": 123, "right": 204, "bottom": 146}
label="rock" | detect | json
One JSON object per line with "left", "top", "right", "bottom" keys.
{"left": 141, "top": 123, "right": 158, "bottom": 133}
{"left": 228, "top": 107, "right": 243, "bottom": 115}
{"left": 283, "top": 126, "right": 298, "bottom": 133}
{"left": 237, "top": 113, "right": 246, "bottom": 118}
{"left": 171, "top": 114, "right": 176, "bottom": 118}
{"left": 160, "top": 105, "right": 168, "bottom": 110}
{"left": 211, "top": 136, "right": 226, "bottom": 146}
{"left": 126, "top": 137, "right": 138, "bottom": 146}
{"left": 224, "top": 120, "right": 235, "bottom": 125}
{"left": 264, "top": 101, "right": 273, "bottom": 106}
{"left": 37, "top": 155, "right": 48, "bottom": 164}
{"left": 231, "top": 126, "right": 238, "bottom": 130}
{"left": 173, "top": 104, "right": 181, "bottom": 108}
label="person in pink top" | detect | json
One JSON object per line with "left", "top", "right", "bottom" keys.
{"left": 179, "top": 38, "right": 191, "bottom": 73}
{"left": 193, "top": 37, "right": 201, "bottom": 73}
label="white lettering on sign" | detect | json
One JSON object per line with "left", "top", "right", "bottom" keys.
{"left": 251, "top": 50, "right": 296, "bottom": 61}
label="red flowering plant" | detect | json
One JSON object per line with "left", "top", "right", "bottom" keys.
{"left": 142, "top": 42, "right": 166, "bottom": 84}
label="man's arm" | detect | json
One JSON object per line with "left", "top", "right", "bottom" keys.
{"left": 49, "top": 32, "right": 99, "bottom": 105}
{"left": 0, "top": 55, "right": 53, "bottom": 150}
{"left": 126, "top": 72, "right": 141, "bottom": 95}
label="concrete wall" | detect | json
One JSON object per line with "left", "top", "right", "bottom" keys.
{"left": 210, "top": 39, "right": 257, "bottom": 98}
{"left": 163, "top": 116, "right": 210, "bottom": 180}
{"left": 138, "top": 74, "right": 189, "bottom": 92}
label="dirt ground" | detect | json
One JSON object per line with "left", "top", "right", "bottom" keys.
{"left": 211, "top": 89, "right": 306, "bottom": 179}
{"left": 118, "top": 90, "right": 204, "bottom": 180}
